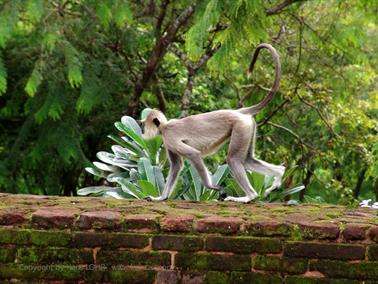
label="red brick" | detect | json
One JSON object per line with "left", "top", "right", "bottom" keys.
{"left": 369, "top": 226, "right": 378, "bottom": 242}
{"left": 152, "top": 235, "right": 203, "bottom": 252}
{"left": 196, "top": 217, "right": 243, "bottom": 234}
{"left": 297, "top": 221, "right": 339, "bottom": 239}
{"left": 0, "top": 210, "right": 27, "bottom": 225}
{"left": 244, "top": 220, "right": 292, "bottom": 236}
{"left": 284, "top": 242, "right": 365, "bottom": 260}
{"left": 161, "top": 216, "right": 194, "bottom": 232}
{"left": 32, "top": 208, "right": 80, "bottom": 229}
{"left": 77, "top": 211, "right": 121, "bottom": 229}
{"left": 342, "top": 224, "right": 369, "bottom": 240}
{"left": 181, "top": 272, "right": 204, "bottom": 284}
{"left": 156, "top": 270, "right": 181, "bottom": 284}
{"left": 206, "top": 236, "right": 281, "bottom": 254}
{"left": 123, "top": 215, "right": 159, "bottom": 232}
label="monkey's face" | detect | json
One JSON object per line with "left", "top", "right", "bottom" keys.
{"left": 142, "top": 110, "right": 167, "bottom": 140}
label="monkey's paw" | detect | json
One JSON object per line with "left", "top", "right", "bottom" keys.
{"left": 145, "top": 196, "right": 167, "bottom": 201}
{"left": 224, "top": 195, "right": 256, "bottom": 203}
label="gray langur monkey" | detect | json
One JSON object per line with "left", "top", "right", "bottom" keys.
{"left": 142, "top": 43, "right": 285, "bottom": 203}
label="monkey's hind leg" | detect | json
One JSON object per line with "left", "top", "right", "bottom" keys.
{"left": 245, "top": 157, "right": 285, "bottom": 197}
{"left": 225, "top": 123, "right": 258, "bottom": 203}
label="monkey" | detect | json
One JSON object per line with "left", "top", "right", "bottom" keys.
{"left": 142, "top": 43, "right": 285, "bottom": 203}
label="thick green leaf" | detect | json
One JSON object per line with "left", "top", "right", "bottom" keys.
{"left": 115, "top": 121, "right": 147, "bottom": 149}
{"left": 85, "top": 167, "right": 107, "bottom": 178}
{"left": 138, "top": 157, "right": 155, "bottom": 186}
{"left": 121, "top": 116, "right": 142, "bottom": 136}
{"left": 141, "top": 108, "right": 153, "bottom": 121}
{"left": 137, "top": 180, "right": 159, "bottom": 197}
{"left": 78, "top": 186, "right": 114, "bottom": 196}
{"left": 280, "top": 185, "right": 305, "bottom": 198}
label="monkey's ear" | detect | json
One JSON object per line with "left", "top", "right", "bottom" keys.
{"left": 153, "top": 118, "right": 160, "bottom": 127}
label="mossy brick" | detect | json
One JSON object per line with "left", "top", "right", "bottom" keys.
{"left": 196, "top": 217, "right": 243, "bottom": 234}
{"left": 16, "top": 247, "right": 93, "bottom": 264}
{"left": 230, "top": 272, "right": 282, "bottom": 284}
{"left": 0, "top": 229, "right": 30, "bottom": 244}
{"left": 72, "top": 232, "right": 149, "bottom": 248}
{"left": 152, "top": 235, "right": 203, "bottom": 252}
{"left": 284, "top": 242, "right": 365, "bottom": 260}
{"left": 106, "top": 269, "right": 156, "bottom": 284}
{"left": 96, "top": 250, "right": 171, "bottom": 267}
{"left": 0, "top": 247, "right": 16, "bottom": 263}
{"left": 370, "top": 226, "right": 378, "bottom": 242}
{"left": 77, "top": 211, "right": 121, "bottom": 230}
{"left": 29, "top": 230, "right": 72, "bottom": 247}
{"left": 205, "top": 271, "right": 230, "bottom": 284}
{"left": 0, "top": 264, "right": 83, "bottom": 280}
{"left": 310, "top": 260, "right": 378, "bottom": 280}
{"left": 32, "top": 208, "right": 80, "bottom": 229}
{"left": 244, "top": 220, "right": 292, "bottom": 236}
{"left": 156, "top": 270, "right": 181, "bottom": 284}
{"left": 0, "top": 229, "right": 72, "bottom": 247}
{"left": 254, "top": 255, "right": 308, "bottom": 274}
{"left": 0, "top": 209, "right": 27, "bottom": 225}
{"left": 160, "top": 215, "right": 194, "bottom": 232}
{"left": 297, "top": 222, "right": 339, "bottom": 239}
{"left": 205, "top": 236, "right": 281, "bottom": 254}
{"left": 285, "top": 275, "right": 361, "bottom": 284}
{"left": 342, "top": 224, "right": 369, "bottom": 241}
{"left": 175, "top": 253, "right": 251, "bottom": 271}
{"left": 181, "top": 272, "right": 204, "bottom": 283}
{"left": 367, "top": 244, "right": 378, "bottom": 261}
{"left": 122, "top": 215, "right": 160, "bottom": 232}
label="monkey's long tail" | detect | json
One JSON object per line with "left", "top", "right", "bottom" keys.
{"left": 238, "top": 43, "right": 281, "bottom": 115}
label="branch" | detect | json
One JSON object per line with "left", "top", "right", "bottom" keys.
{"left": 267, "top": 121, "right": 316, "bottom": 151}
{"left": 258, "top": 98, "right": 290, "bottom": 127}
{"left": 155, "top": 0, "right": 170, "bottom": 37}
{"left": 266, "top": 0, "right": 303, "bottom": 16}
{"left": 127, "top": 4, "right": 195, "bottom": 116}
{"left": 297, "top": 95, "right": 339, "bottom": 138}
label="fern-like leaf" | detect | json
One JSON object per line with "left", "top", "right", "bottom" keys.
{"left": 25, "top": 0, "right": 44, "bottom": 23}
{"left": 25, "top": 63, "right": 43, "bottom": 97}
{"left": 96, "top": 1, "right": 112, "bottom": 29}
{"left": 63, "top": 41, "right": 83, "bottom": 88}
{"left": 114, "top": 0, "right": 133, "bottom": 28}
{"left": 0, "top": 55, "right": 7, "bottom": 94}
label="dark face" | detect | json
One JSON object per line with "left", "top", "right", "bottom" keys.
{"left": 142, "top": 110, "right": 162, "bottom": 139}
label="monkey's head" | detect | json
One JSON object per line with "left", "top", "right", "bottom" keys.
{"left": 142, "top": 109, "right": 168, "bottom": 139}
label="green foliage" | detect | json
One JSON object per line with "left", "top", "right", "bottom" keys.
{"left": 0, "top": 0, "right": 376, "bottom": 203}
{"left": 0, "top": 54, "right": 7, "bottom": 94}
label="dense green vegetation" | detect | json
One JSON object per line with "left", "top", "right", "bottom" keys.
{"left": 0, "top": 0, "right": 376, "bottom": 204}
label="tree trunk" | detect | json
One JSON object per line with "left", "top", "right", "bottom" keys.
{"left": 353, "top": 167, "right": 367, "bottom": 199}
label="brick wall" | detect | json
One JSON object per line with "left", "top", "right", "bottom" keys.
{"left": 0, "top": 193, "right": 377, "bottom": 283}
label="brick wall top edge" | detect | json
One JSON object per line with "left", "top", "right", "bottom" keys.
{"left": 0, "top": 193, "right": 377, "bottom": 241}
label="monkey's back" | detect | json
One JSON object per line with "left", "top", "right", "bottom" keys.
{"left": 162, "top": 110, "right": 253, "bottom": 156}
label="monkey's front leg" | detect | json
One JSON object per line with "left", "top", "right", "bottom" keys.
{"left": 146, "top": 151, "right": 183, "bottom": 201}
